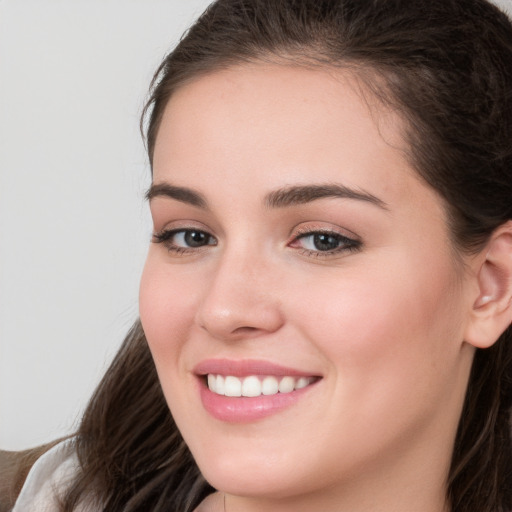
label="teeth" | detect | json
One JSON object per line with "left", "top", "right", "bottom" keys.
{"left": 242, "top": 375, "right": 261, "bottom": 397}
{"left": 278, "top": 376, "right": 295, "bottom": 394}
{"left": 295, "top": 377, "right": 310, "bottom": 389}
{"left": 261, "top": 376, "right": 279, "bottom": 395}
{"left": 216, "top": 375, "right": 225, "bottom": 395}
{"left": 224, "top": 376, "right": 242, "bottom": 397}
{"left": 207, "top": 374, "right": 314, "bottom": 397}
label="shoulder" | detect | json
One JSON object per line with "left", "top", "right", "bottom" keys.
{"left": 0, "top": 439, "right": 64, "bottom": 512}
{"left": 10, "top": 438, "right": 80, "bottom": 512}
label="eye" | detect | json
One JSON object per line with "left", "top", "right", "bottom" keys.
{"left": 290, "top": 230, "right": 361, "bottom": 256}
{"left": 153, "top": 228, "right": 217, "bottom": 253}
{"left": 173, "top": 230, "right": 213, "bottom": 248}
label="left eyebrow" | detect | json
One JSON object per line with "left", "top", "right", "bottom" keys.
{"left": 145, "top": 182, "right": 208, "bottom": 209}
{"left": 265, "top": 184, "right": 389, "bottom": 210}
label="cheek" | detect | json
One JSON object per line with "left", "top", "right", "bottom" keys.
{"left": 139, "top": 256, "right": 198, "bottom": 367}
{"left": 292, "top": 250, "right": 465, "bottom": 401}
{"left": 282, "top": 252, "right": 468, "bottom": 465}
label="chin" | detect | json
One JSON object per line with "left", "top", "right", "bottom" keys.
{"left": 200, "top": 463, "right": 310, "bottom": 500}
{"left": 189, "top": 437, "right": 335, "bottom": 501}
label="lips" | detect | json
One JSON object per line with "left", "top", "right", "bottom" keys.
{"left": 194, "top": 359, "right": 321, "bottom": 422}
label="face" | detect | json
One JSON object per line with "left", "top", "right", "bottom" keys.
{"left": 140, "top": 64, "right": 476, "bottom": 507}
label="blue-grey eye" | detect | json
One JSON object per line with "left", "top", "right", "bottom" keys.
{"left": 299, "top": 233, "right": 345, "bottom": 251}
{"left": 175, "top": 230, "right": 213, "bottom": 248}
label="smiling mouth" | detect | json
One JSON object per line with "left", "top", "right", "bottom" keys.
{"left": 206, "top": 374, "right": 319, "bottom": 397}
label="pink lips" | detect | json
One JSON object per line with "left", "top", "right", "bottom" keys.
{"left": 194, "top": 359, "right": 320, "bottom": 423}
{"left": 194, "top": 358, "right": 315, "bottom": 377}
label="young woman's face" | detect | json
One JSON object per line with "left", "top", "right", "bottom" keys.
{"left": 140, "top": 64, "right": 476, "bottom": 507}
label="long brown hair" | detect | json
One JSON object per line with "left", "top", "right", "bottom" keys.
{"left": 59, "top": 1, "right": 512, "bottom": 510}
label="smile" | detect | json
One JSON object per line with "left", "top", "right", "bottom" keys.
{"left": 195, "top": 359, "right": 321, "bottom": 422}
{"left": 207, "top": 374, "right": 315, "bottom": 397}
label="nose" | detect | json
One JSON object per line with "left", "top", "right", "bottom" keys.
{"left": 195, "top": 248, "right": 284, "bottom": 341}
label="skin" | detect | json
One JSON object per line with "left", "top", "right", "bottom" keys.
{"left": 139, "top": 63, "right": 480, "bottom": 512}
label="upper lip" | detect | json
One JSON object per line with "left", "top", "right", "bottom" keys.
{"left": 194, "top": 358, "right": 321, "bottom": 378}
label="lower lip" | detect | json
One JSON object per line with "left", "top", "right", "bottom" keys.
{"left": 198, "top": 379, "right": 318, "bottom": 423}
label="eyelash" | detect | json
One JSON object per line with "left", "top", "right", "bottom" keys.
{"left": 152, "top": 227, "right": 362, "bottom": 257}
{"left": 290, "top": 229, "right": 362, "bottom": 258}
{"left": 152, "top": 228, "right": 217, "bottom": 255}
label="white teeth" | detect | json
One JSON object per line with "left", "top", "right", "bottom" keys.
{"left": 224, "top": 376, "right": 242, "bottom": 397}
{"left": 261, "top": 376, "right": 279, "bottom": 395}
{"left": 216, "top": 375, "right": 225, "bottom": 395}
{"left": 295, "top": 377, "right": 310, "bottom": 390}
{"left": 278, "top": 376, "right": 295, "bottom": 394}
{"left": 207, "top": 374, "right": 314, "bottom": 397}
{"left": 241, "top": 375, "right": 261, "bottom": 397}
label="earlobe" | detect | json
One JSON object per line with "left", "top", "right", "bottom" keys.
{"left": 464, "top": 221, "right": 512, "bottom": 349}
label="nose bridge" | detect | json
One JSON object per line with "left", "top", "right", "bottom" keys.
{"left": 195, "top": 239, "right": 283, "bottom": 339}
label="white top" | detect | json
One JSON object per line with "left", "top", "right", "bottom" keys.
{"left": 12, "top": 438, "right": 93, "bottom": 512}
{"left": 11, "top": 439, "right": 211, "bottom": 511}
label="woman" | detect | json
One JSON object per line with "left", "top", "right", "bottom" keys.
{"left": 11, "top": 0, "right": 512, "bottom": 511}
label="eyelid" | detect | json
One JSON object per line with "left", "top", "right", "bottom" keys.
{"left": 152, "top": 218, "right": 212, "bottom": 234}
{"left": 288, "top": 222, "right": 362, "bottom": 257}
{"left": 290, "top": 222, "right": 360, "bottom": 242}
{"left": 152, "top": 223, "right": 217, "bottom": 255}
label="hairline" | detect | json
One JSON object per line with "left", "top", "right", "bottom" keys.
{"left": 143, "top": 50, "right": 476, "bottom": 264}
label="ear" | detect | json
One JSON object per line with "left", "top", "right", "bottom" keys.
{"left": 464, "top": 221, "right": 512, "bottom": 349}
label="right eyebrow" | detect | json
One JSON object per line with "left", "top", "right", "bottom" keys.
{"left": 145, "top": 182, "right": 208, "bottom": 209}
{"left": 265, "top": 183, "right": 389, "bottom": 210}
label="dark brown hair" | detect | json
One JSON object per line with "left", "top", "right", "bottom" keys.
{"left": 59, "top": 1, "right": 512, "bottom": 511}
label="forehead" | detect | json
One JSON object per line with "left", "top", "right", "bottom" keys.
{"left": 155, "top": 63, "right": 402, "bottom": 152}
{"left": 152, "top": 63, "right": 433, "bottom": 214}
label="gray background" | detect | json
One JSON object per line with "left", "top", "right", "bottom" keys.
{"left": 0, "top": 0, "right": 213, "bottom": 450}
{"left": 1, "top": 0, "right": 511, "bottom": 450}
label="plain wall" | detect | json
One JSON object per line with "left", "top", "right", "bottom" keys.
{"left": 0, "top": 0, "right": 213, "bottom": 450}
{"left": 1, "top": 0, "right": 511, "bottom": 451}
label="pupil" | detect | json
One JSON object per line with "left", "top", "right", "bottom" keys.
{"left": 185, "top": 231, "right": 208, "bottom": 247}
{"left": 313, "top": 233, "right": 339, "bottom": 251}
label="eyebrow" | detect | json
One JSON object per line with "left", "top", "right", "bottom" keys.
{"left": 146, "top": 183, "right": 208, "bottom": 209}
{"left": 146, "top": 182, "right": 388, "bottom": 211}
{"left": 265, "top": 184, "right": 389, "bottom": 210}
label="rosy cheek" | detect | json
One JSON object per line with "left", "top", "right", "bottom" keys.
{"left": 140, "top": 257, "right": 208, "bottom": 362}
{"left": 292, "top": 259, "right": 444, "bottom": 366}
{"left": 140, "top": 265, "right": 180, "bottom": 353}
